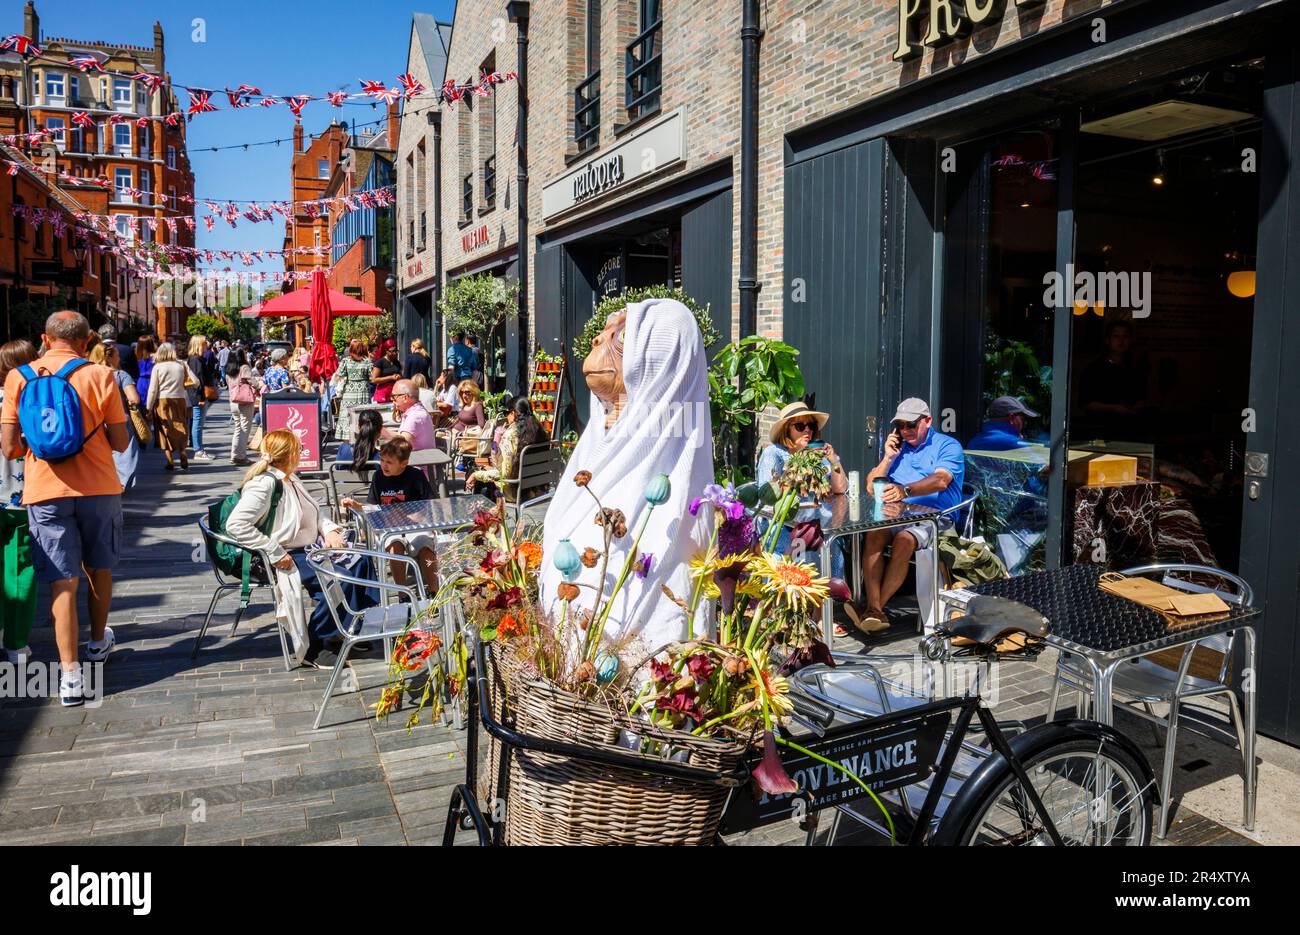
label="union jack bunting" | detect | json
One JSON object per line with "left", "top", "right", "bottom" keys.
{"left": 439, "top": 79, "right": 464, "bottom": 104}
{"left": 327, "top": 90, "right": 348, "bottom": 107}
{"left": 5, "top": 162, "right": 17, "bottom": 177}
{"left": 165, "top": 112, "right": 182, "bottom": 126}
{"left": 183, "top": 218, "right": 195, "bottom": 229}
{"left": 360, "top": 79, "right": 388, "bottom": 99}
{"left": 132, "top": 74, "right": 166, "bottom": 95}
{"left": 397, "top": 73, "right": 425, "bottom": 99}
{"left": 107, "top": 113, "right": 128, "bottom": 125}
{"left": 69, "top": 55, "right": 104, "bottom": 72}
{"left": 136, "top": 117, "right": 149, "bottom": 128}
{"left": 187, "top": 90, "right": 217, "bottom": 115}
{"left": 71, "top": 112, "right": 94, "bottom": 128}
{"left": 0, "top": 35, "right": 40, "bottom": 57}
{"left": 284, "top": 96, "right": 313, "bottom": 117}
{"left": 258, "top": 97, "right": 279, "bottom": 108}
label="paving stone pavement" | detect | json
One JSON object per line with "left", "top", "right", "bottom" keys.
{"left": 0, "top": 395, "right": 1286, "bottom": 845}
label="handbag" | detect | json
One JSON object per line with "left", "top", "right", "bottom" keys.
{"left": 203, "top": 384, "right": 219, "bottom": 401}
{"left": 128, "top": 405, "right": 154, "bottom": 447}
{"left": 183, "top": 366, "right": 197, "bottom": 390}
{"left": 230, "top": 379, "right": 256, "bottom": 405}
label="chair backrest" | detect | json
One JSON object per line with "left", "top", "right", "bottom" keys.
{"left": 197, "top": 516, "right": 270, "bottom": 588}
{"left": 506, "top": 442, "right": 563, "bottom": 504}
{"left": 309, "top": 550, "right": 361, "bottom": 639}
{"left": 328, "top": 460, "right": 378, "bottom": 521}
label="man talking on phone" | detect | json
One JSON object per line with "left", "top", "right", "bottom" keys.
{"left": 853, "top": 398, "right": 964, "bottom": 633}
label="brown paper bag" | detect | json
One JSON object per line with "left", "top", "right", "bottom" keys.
{"left": 1098, "top": 572, "right": 1230, "bottom": 628}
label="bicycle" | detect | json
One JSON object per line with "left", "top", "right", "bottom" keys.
{"left": 754, "top": 595, "right": 1157, "bottom": 845}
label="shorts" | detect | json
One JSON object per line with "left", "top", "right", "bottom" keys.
{"left": 27, "top": 494, "right": 124, "bottom": 582}
{"left": 389, "top": 532, "right": 437, "bottom": 557}
{"left": 895, "top": 517, "right": 951, "bottom": 550}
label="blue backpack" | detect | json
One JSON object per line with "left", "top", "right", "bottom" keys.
{"left": 15, "top": 360, "right": 102, "bottom": 463}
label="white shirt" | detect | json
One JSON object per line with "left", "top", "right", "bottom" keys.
{"left": 225, "top": 467, "right": 341, "bottom": 563}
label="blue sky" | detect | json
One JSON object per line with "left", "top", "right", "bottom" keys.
{"left": 25, "top": 0, "right": 455, "bottom": 279}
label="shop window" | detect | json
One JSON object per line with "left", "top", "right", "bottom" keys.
{"left": 479, "top": 54, "right": 497, "bottom": 209}
{"left": 626, "top": 0, "right": 662, "bottom": 121}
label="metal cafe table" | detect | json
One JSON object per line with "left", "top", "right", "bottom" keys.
{"left": 815, "top": 494, "right": 942, "bottom": 644}
{"left": 943, "top": 562, "right": 1261, "bottom": 835}
{"left": 354, "top": 496, "right": 496, "bottom": 603}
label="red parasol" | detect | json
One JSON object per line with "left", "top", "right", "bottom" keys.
{"left": 241, "top": 284, "right": 384, "bottom": 318}
{"left": 307, "top": 270, "right": 338, "bottom": 382}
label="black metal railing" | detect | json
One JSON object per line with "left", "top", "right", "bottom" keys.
{"left": 574, "top": 71, "right": 600, "bottom": 153}
{"left": 419, "top": 211, "right": 427, "bottom": 250}
{"left": 462, "top": 173, "right": 473, "bottom": 219}
{"left": 482, "top": 155, "right": 496, "bottom": 208}
{"left": 406, "top": 220, "right": 415, "bottom": 258}
{"left": 625, "top": 20, "right": 662, "bottom": 121}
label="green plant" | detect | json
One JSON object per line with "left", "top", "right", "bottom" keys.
{"left": 572, "top": 285, "right": 721, "bottom": 363}
{"left": 332, "top": 311, "right": 394, "bottom": 356}
{"left": 709, "top": 336, "right": 805, "bottom": 484}
{"left": 982, "top": 328, "right": 1051, "bottom": 420}
{"left": 482, "top": 390, "right": 510, "bottom": 420}
{"left": 438, "top": 273, "right": 518, "bottom": 339}
{"left": 264, "top": 322, "right": 287, "bottom": 342}
{"left": 184, "top": 312, "right": 233, "bottom": 342}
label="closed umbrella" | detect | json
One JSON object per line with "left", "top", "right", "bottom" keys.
{"left": 307, "top": 270, "right": 339, "bottom": 382}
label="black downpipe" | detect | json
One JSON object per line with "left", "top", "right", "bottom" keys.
{"left": 508, "top": 1, "right": 531, "bottom": 394}
{"left": 737, "top": 0, "right": 763, "bottom": 471}
{"left": 430, "top": 111, "right": 444, "bottom": 352}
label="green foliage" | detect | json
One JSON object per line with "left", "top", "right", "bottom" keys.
{"left": 482, "top": 390, "right": 510, "bottom": 420}
{"left": 572, "top": 285, "right": 721, "bottom": 363}
{"left": 982, "top": 328, "right": 1051, "bottom": 420}
{"left": 185, "top": 312, "right": 233, "bottom": 342}
{"left": 709, "top": 336, "right": 805, "bottom": 483}
{"left": 332, "top": 311, "right": 394, "bottom": 356}
{"left": 263, "top": 322, "right": 287, "bottom": 342}
{"left": 438, "top": 273, "right": 518, "bottom": 339}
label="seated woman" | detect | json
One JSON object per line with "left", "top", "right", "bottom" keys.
{"left": 226, "top": 430, "right": 376, "bottom": 669}
{"left": 469, "top": 397, "right": 544, "bottom": 501}
{"left": 336, "top": 409, "right": 383, "bottom": 478}
{"left": 451, "top": 379, "right": 487, "bottom": 475}
{"left": 756, "top": 401, "right": 858, "bottom": 636}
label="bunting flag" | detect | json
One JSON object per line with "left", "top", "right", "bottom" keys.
{"left": 69, "top": 54, "right": 104, "bottom": 72}
{"left": 5, "top": 162, "right": 17, "bottom": 176}
{"left": 187, "top": 89, "right": 217, "bottom": 115}
{"left": 133, "top": 73, "right": 166, "bottom": 95}
{"left": 398, "top": 73, "right": 424, "bottom": 99}
{"left": 327, "top": 90, "right": 348, "bottom": 107}
{"left": 0, "top": 35, "right": 40, "bottom": 57}
{"left": 258, "top": 97, "right": 278, "bottom": 108}
{"left": 285, "top": 95, "right": 313, "bottom": 117}
{"left": 360, "top": 79, "right": 388, "bottom": 99}
{"left": 71, "top": 111, "right": 94, "bottom": 128}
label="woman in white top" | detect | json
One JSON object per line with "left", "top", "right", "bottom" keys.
{"left": 225, "top": 429, "right": 374, "bottom": 668}
{"left": 145, "top": 342, "right": 191, "bottom": 471}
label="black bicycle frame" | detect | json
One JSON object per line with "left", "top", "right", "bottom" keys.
{"left": 442, "top": 640, "right": 1067, "bottom": 847}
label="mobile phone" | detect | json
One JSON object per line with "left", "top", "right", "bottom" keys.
{"left": 805, "top": 440, "right": 826, "bottom": 449}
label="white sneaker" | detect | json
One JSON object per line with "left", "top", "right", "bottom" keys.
{"left": 86, "top": 627, "right": 115, "bottom": 663}
{"left": 192, "top": 450, "right": 215, "bottom": 462}
{"left": 60, "top": 666, "right": 84, "bottom": 707}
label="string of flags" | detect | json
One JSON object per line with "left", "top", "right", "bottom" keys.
{"left": 992, "top": 154, "right": 1058, "bottom": 181}
{"left": 0, "top": 34, "right": 517, "bottom": 122}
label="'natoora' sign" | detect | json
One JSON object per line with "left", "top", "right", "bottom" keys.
{"left": 573, "top": 154, "right": 625, "bottom": 206}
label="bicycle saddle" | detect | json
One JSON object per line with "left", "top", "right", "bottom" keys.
{"left": 941, "top": 596, "right": 1050, "bottom": 648}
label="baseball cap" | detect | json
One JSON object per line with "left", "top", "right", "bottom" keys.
{"left": 989, "top": 396, "right": 1039, "bottom": 419}
{"left": 890, "top": 398, "right": 931, "bottom": 423}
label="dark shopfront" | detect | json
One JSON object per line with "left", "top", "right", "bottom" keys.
{"left": 534, "top": 111, "right": 733, "bottom": 430}
{"left": 783, "top": 0, "right": 1300, "bottom": 743}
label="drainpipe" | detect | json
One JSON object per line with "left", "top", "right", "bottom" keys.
{"left": 430, "top": 111, "right": 443, "bottom": 354}
{"left": 737, "top": 0, "right": 763, "bottom": 470}
{"left": 508, "top": 0, "right": 530, "bottom": 394}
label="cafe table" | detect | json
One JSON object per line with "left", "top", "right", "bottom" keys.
{"left": 940, "top": 562, "right": 1261, "bottom": 837}
{"left": 814, "top": 494, "right": 943, "bottom": 645}
{"left": 354, "top": 495, "right": 497, "bottom": 605}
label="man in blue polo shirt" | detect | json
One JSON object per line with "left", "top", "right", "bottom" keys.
{"left": 446, "top": 333, "right": 475, "bottom": 382}
{"left": 849, "top": 397, "right": 964, "bottom": 634}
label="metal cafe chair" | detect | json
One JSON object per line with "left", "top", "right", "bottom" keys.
{"left": 1045, "top": 562, "right": 1254, "bottom": 839}
{"left": 304, "top": 546, "right": 444, "bottom": 730}
{"left": 496, "top": 441, "right": 563, "bottom": 527}
{"left": 326, "top": 459, "right": 379, "bottom": 526}
{"left": 191, "top": 517, "right": 294, "bottom": 671}
{"left": 913, "top": 483, "right": 980, "bottom": 632}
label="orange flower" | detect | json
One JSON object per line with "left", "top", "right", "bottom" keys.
{"left": 557, "top": 582, "right": 580, "bottom": 601}
{"left": 497, "top": 613, "right": 526, "bottom": 639}
{"left": 516, "top": 541, "right": 543, "bottom": 569}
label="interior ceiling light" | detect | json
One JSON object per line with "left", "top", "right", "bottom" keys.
{"left": 1152, "top": 149, "right": 1166, "bottom": 187}
{"left": 1081, "top": 100, "right": 1254, "bottom": 141}
{"left": 1227, "top": 271, "right": 1256, "bottom": 298}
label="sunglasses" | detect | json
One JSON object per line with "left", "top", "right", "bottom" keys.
{"left": 791, "top": 420, "right": 815, "bottom": 432}
{"left": 893, "top": 418, "right": 922, "bottom": 430}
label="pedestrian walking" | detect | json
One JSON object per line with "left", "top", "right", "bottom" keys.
{"left": 0, "top": 311, "right": 130, "bottom": 706}
{"left": 146, "top": 342, "right": 191, "bottom": 472}
{"left": 89, "top": 343, "right": 141, "bottom": 491}
{"left": 331, "top": 339, "right": 373, "bottom": 441}
{"left": 133, "top": 335, "right": 157, "bottom": 404}
{"left": 98, "top": 323, "right": 137, "bottom": 382}
{"left": 227, "top": 363, "right": 261, "bottom": 465}
{"left": 186, "top": 336, "right": 217, "bottom": 462}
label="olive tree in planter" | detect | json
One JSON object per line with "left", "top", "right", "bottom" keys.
{"left": 438, "top": 273, "right": 519, "bottom": 390}
{"left": 332, "top": 311, "right": 395, "bottom": 356}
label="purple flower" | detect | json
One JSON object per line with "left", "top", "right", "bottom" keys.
{"left": 635, "top": 552, "right": 654, "bottom": 579}
{"left": 717, "top": 515, "right": 755, "bottom": 557}
{"left": 752, "top": 730, "right": 799, "bottom": 795}
{"left": 691, "top": 483, "right": 743, "bottom": 519}
{"left": 688, "top": 497, "right": 705, "bottom": 516}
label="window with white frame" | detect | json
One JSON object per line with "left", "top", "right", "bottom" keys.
{"left": 167, "top": 145, "right": 175, "bottom": 169}
{"left": 68, "top": 75, "right": 79, "bottom": 101}
{"left": 45, "top": 72, "right": 64, "bottom": 100}
{"left": 31, "top": 72, "right": 40, "bottom": 103}
{"left": 45, "top": 117, "right": 66, "bottom": 147}
{"left": 114, "top": 123, "right": 131, "bottom": 154}
{"left": 113, "top": 78, "right": 131, "bottom": 107}
{"left": 114, "top": 214, "right": 134, "bottom": 244}
{"left": 138, "top": 170, "right": 152, "bottom": 206}
{"left": 318, "top": 158, "right": 329, "bottom": 179}
{"left": 114, "top": 167, "right": 133, "bottom": 201}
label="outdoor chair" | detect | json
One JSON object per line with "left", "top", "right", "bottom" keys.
{"left": 497, "top": 441, "right": 563, "bottom": 528}
{"left": 1045, "top": 563, "right": 1254, "bottom": 839}
{"left": 191, "top": 517, "right": 293, "bottom": 671}
{"left": 304, "top": 546, "right": 447, "bottom": 730}
{"left": 915, "top": 483, "right": 981, "bottom": 632}
{"left": 327, "top": 459, "right": 379, "bottom": 526}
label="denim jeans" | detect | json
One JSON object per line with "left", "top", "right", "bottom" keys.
{"left": 290, "top": 552, "right": 378, "bottom": 654}
{"left": 190, "top": 401, "right": 206, "bottom": 452}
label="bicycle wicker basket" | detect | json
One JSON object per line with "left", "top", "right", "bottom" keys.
{"left": 481, "top": 640, "right": 751, "bottom": 846}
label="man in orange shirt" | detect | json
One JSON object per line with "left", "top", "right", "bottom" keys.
{"left": 1, "top": 311, "right": 130, "bottom": 706}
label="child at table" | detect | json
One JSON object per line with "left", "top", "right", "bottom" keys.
{"left": 340, "top": 436, "right": 438, "bottom": 596}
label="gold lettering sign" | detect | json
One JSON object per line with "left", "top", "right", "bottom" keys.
{"left": 894, "top": 0, "right": 1044, "bottom": 62}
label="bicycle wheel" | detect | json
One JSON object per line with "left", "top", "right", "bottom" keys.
{"left": 955, "top": 737, "right": 1154, "bottom": 846}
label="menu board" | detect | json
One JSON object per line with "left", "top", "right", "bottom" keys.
{"left": 262, "top": 391, "right": 323, "bottom": 472}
